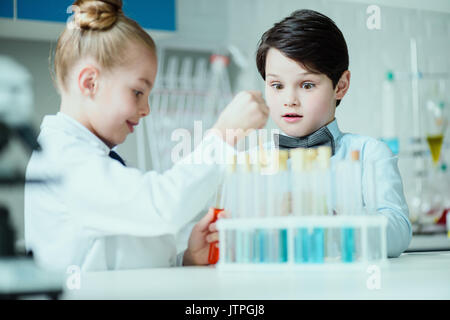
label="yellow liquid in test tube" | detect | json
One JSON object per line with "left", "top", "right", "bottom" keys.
{"left": 426, "top": 134, "right": 443, "bottom": 165}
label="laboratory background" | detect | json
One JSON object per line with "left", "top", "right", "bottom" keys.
{"left": 0, "top": 0, "right": 449, "bottom": 300}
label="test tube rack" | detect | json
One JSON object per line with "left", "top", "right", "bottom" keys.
{"left": 216, "top": 215, "right": 388, "bottom": 271}
{"left": 216, "top": 147, "right": 388, "bottom": 270}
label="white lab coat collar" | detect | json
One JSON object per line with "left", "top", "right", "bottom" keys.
{"left": 42, "top": 112, "right": 111, "bottom": 154}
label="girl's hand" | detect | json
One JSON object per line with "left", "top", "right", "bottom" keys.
{"left": 212, "top": 91, "right": 269, "bottom": 146}
{"left": 183, "top": 207, "right": 228, "bottom": 266}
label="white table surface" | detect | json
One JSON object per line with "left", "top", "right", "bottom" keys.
{"left": 61, "top": 251, "right": 450, "bottom": 300}
{"left": 407, "top": 234, "right": 450, "bottom": 251}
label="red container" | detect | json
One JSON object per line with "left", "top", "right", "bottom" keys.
{"left": 208, "top": 208, "right": 224, "bottom": 264}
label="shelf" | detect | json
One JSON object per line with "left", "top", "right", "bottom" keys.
{"left": 0, "top": 1, "right": 177, "bottom": 42}
{"left": 0, "top": 17, "right": 175, "bottom": 42}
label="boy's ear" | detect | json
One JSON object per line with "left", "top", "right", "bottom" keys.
{"left": 335, "top": 70, "right": 351, "bottom": 100}
{"left": 78, "top": 65, "right": 99, "bottom": 97}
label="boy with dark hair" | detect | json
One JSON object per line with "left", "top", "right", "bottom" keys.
{"left": 256, "top": 9, "right": 411, "bottom": 257}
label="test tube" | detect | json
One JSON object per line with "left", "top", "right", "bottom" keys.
{"left": 334, "top": 159, "right": 346, "bottom": 261}
{"left": 223, "top": 155, "right": 237, "bottom": 264}
{"left": 242, "top": 154, "right": 253, "bottom": 263}
{"left": 277, "top": 150, "right": 289, "bottom": 263}
{"left": 315, "top": 147, "right": 331, "bottom": 215}
{"left": 341, "top": 150, "right": 362, "bottom": 263}
{"left": 252, "top": 150, "right": 265, "bottom": 263}
{"left": 311, "top": 146, "right": 331, "bottom": 263}
{"left": 234, "top": 153, "right": 247, "bottom": 263}
{"left": 446, "top": 211, "right": 449, "bottom": 239}
{"left": 363, "top": 160, "right": 378, "bottom": 215}
{"left": 301, "top": 149, "right": 316, "bottom": 263}
{"left": 208, "top": 155, "right": 235, "bottom": 265}
{"left": 326, "top": 156, "right": 340, "bottom": 262}
{"left": 265, "top": 150, "right": 278, "bottom": 263}
{"left": 252, "top": 150, "right": 264, "bottom": 218}
{"left": 291, "top": 148, "right": 308, "bottom": 263}
{"left": 224, "top": 154, "right": 237, "bottom": 217}
{"left": 363, "top": 160, "right": 378, "bottom": 260}
{"left": 338, "top": 157, "right": 353, "bottom": 263}
{"left": 253, "top": 143, "right": 270, "bottom": 263}
{"left": 207, "top": 182, "right": 224, "bottom": 265}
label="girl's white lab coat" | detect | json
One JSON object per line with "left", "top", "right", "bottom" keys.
{"left": 24, "top": 112, "right": 233, "bottom": 272}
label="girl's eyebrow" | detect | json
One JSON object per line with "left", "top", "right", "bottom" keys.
{"left": 139, "top": 78, "right": 152, "bottom": 88}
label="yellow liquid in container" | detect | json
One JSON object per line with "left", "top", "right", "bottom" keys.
{"left": 426, "top": 134, "right": 443, "bottom": 165}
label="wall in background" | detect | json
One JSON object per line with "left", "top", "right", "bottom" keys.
{"left": 0, "top": 0, "right": 449, "bottom": 241}
{"left": 227, "top": 0, "right": 450, "bottom": 215}
{"left": 228, "top": 0, "right": 450, "bottom": 137}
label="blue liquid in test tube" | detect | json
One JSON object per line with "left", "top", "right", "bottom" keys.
{"left": 299, "top": 228, "right": 310, "bottom": 263}
{"left": 302, "top": 228, "right": 310, "bottom": 262}
{"left": 311, "top": 228, "right": 324, "bottom": 263}
{"left": 341, "top": 227, "right": 354, "bottom": 262}
{"left": 294, "top": 229, "right": 304, "bottom": 263}
{"left": 279, "top": 229, "right": 288, "bottom": 263}
{"left": 253, "top": 230, "right": 266, "bottom": 263}
{"left": 296, "top": 228, "right": 324, "bottom": 263}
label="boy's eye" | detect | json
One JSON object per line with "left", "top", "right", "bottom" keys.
{"left": 301, "top": 82, "right": 315, "bottom": 90}
{"left": 271, "top": 83, "right": 283, "bottom": 90}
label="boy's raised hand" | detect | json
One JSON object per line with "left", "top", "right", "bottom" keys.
{"left": 212, "top": 91, "right": 269, "bottom": 146}
{"left": 183, "top": 207, "right": 228, "bottom": 266}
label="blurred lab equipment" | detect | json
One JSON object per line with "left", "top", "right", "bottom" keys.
{"left": 447, "top": 211, "right": 449, "bottom": 239}
{"left": 381, "top": 38, "right": 450, "bottom": 235}
{"left": 136, "top": 47, "right": 233, "bottom": 173}
{"left": 0, "top": 56, "right": 40, "bottom": 184}
{"left": 0, "top": 56, "right": 62, "bottom": 299}
{"left": 380, "top": 71, "right": 399, "bottom": 155}
{"left": 0, "top": 206, "right": 15, "bottom": 257}
{"left": 424, "top": 81, "right": 447, "bottom": 167}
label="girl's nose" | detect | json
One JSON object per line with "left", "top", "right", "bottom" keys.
{"left": 140, "top": 101, "right": 150, "bottom": 117}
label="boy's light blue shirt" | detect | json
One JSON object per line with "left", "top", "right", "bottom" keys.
{"left": 273, "top": 118, "right": 412, "bottom": 258}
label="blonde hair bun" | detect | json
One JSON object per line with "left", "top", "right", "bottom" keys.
{"left": 73, "top": 0, "right": 123, "bottom": 31}
{"left": 55, "top": 0, "right": 155, "bottom": 91}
